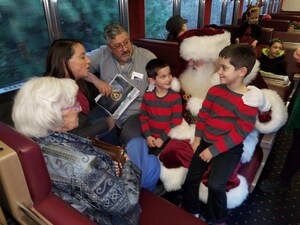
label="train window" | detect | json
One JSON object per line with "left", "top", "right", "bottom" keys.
{"left": 58, "top": 0, "right": 119, "bottom": 52}
{"left": 210, "top": 0, "right": 222, "bottom": 25}
{"left": 181, "top": 0, "right": 199, "bottom": 29}
{"left": 145, "top": 0, "right": 172, "bottom": 39}
{"left": 225, "top": 0, "right": 234, "bottom": 25}
{"left": 0, "top": 0, "right": 49, "bottom": 94}
{"left": 242, "top": 0, "right": 259, "bottom": 14}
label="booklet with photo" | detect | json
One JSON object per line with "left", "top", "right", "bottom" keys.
{"left": 94, "top": 74, "right": 140, "bottom": 119}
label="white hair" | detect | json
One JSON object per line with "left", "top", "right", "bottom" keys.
{"left": 12, "top": 76, "right": 78, "bottom": 137}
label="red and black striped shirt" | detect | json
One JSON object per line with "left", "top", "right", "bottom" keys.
{"left": 195, "top": 84, "right": 258, "bottom": 156}
{"left": 140, "top": 89, "right": 183, "bottom": 141}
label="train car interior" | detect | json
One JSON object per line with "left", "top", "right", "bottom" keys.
{"left": 0, "top": 0, "right": 299, "bottom": 224}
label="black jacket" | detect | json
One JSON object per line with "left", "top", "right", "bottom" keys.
{"left": 259, "top": 49, "right": 287, "bottom": 75}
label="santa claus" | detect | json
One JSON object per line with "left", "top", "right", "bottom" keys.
{"left": 158, "top": 28, "right": 288, "bottom": 209}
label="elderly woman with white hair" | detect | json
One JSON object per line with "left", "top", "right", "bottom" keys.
{"left": 12, "top": 76, "right": 160, "bottom": 225}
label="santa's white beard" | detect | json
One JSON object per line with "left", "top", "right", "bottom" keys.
{"left": 180, "top": 61, "right": 218, "bottom": 98}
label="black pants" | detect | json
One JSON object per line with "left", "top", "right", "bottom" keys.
{"left": 119, "top": 114, "right": 142, "bottom": 145}
{"left": 182, "top": 140, "right": 243, "bottom": 223}
{"left": 281, "top": 128, "right": 300, "bottom": 184}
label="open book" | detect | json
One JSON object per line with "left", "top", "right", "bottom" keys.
{"left": 94, "top": 74, "right": 140, "bottom": 119}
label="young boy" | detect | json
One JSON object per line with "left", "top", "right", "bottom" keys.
{"left": 182, "top": 43, "right": 258, "bottom": 225}
{"left": 259, "top": 38, "right": 287, "bottom": 75}
{"left": 140, "top": 58, "right": 183, "bottom": 153}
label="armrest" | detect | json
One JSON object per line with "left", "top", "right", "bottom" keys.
{"left": 0, "top": 205, "right": 7, "bottom": 225}
{"left": 0, "top": 141, "right": 34, "bottom": 224}
{"left": 19, "top": 204, "right": 52, "bottom": 225}
{"left": 249, "top": 132, "right": 277, "bottom": 193}
{"left": 286, "top": 73, "right": 300, "bottom": 108}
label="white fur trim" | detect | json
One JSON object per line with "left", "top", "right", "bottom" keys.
{"left": 171, "top": 77, "right": 181, "bottom": 92}
{"left": 241, "top": 130, "right": 259, "bottom": 163}
{"left": 243, "top": 60, "right": 260, "bottom": 85}
{"left": 211, "top": 71, "right": 221, "bottom": 86}
{"left": 160, "top": 162, "right": 188, "bottom": 192}
{"left": 255, "top": 89, "right": 288, "bottom": 134}
{"left": 187, "top": 97, "right": 203, "bottom": 116}
{"left": 199, "top": 175, "right": 249, "bottom": 209}
{"left": 180, "top": 31, "right": 231, "bottom": 61}
{"left": 168, "top": 119, "right": 195, "bottom": 141}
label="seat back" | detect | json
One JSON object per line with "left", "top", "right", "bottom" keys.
{"left": 0, "top": 122, "right": 52, "bottom": 204}
{"left": 132, "top": 38, "right": 180, "bottom": 75}
{"left": 260, "top": 19, "right": 290, "bottom": 31}
{"left": 273, "top": 30, "right": 300, "bottom": 43}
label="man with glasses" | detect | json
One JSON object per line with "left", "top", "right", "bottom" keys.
{"left": 87, "top": 23, "right": 156, "bottom": 144}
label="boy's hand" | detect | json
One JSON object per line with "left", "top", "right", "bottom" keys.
{"left": 199, "top": 148, "right": 213, "bottom": 163}
{"left": 251, "top": 40, "right": 258, "bottom": 48}
{"left": 154, "top": 138, "right": 164, "bottom": 148}
{"left": 191, "top": 137, "right": 201, "bottom": 152}
{"left": 146, "top": 136, "right": 156, "bottom": 148}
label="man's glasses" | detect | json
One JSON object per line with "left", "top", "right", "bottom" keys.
{"left": 110, "top": 40, "right": 131, "bottom": 51}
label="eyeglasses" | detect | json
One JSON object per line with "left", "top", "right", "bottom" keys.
{"left": 110, "top": 40, "right": 131, "bottom": 51}
{"left": 62, "top": 101, "right": 81, "bottom": 112}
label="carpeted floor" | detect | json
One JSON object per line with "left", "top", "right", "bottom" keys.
{"left": 226, "top": 128, "right": 300, "bottom": 225}
{"left": 161, "top": 127, "right": 300, "bottom": 225}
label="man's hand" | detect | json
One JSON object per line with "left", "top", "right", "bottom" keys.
{"left": 199, "top": 148, "right": 213, "bottom": 163}
{"left": 95, "top": 79, "right": 111, "bottom": 96}
{"left": 146, "top": 136, "right": 156, "bottom": 148}
{"left": 86, "top": 72, "right": 112, "bottom": 96}
{"left": 153, "top": 138, "right": 164, "bottom": 148}
{"left": 242, "top": 85, "right": 271, "bottom": 112}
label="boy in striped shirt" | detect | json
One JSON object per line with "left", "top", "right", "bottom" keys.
{"left": 140, "top": 59, "right": 183, "bottom": 153}
{"left": 182, "top": 44, "right": 258, "bottom": 225}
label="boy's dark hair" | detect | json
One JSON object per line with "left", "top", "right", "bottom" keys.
{"left": 219, "top": 43, "right": 256, "bottom": 76}
{"left": 268, "top": 38, "right": 283, "bottom": 47}
{"left": 146, "top": 59, "right": 170, "bottom": 79}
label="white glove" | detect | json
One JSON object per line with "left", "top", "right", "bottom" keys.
{"left": 242, "top": 85, "right": 271, "bottom": 112}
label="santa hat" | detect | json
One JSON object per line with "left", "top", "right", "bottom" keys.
{"left": 179, "top": 28, "right": 231, "bottom": 61}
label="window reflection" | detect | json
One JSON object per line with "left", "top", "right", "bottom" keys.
{"left": 181, "top": 0, "right": 199, "bottom": 29}
{"left": 0, "top": 0, "right": 49, "bottom": 93}
{"left": 225, "top": 0, "right": 234, "bottom": 25}
{"left": 145, "top": 0, "right": 172, "bottom": 39}
{"left": 58, "top": 0, "right": 119, "bottom": 51}
{"left": 210, "top": 0, "right": 222, "bottom": 25}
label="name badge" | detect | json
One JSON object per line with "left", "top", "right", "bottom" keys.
{"left": 131, "top": 71, "right": 144, "bottom": 80}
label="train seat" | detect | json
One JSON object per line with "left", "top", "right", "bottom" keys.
{"left": 132, "top": 38, "right": 180, "bottom": 76}
{"left": 0, "top": 122, "right": 205, "bottom": 225}
{"left": 217, "top": 25, "right": 274, "bottom": 45}
{"left": 270, "top": 13, "right": 300, "bottom": 22}
{"left": 273, "top": 30, "right": 300, "bottom": 43}
{"left": 260, "top": 19, "right": 291, "bottom": 31}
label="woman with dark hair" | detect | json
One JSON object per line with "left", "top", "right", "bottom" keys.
{"left": 44, "top": 39, "right": 116, "bottom": 140}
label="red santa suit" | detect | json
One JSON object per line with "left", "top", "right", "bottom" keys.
{"left": 159, "top": 28, "right": 288, "bottom": 209}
